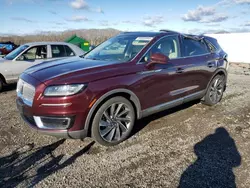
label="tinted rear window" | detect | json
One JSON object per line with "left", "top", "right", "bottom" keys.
{"left": 205, "top": 37, "right": 222, "bottom": 52}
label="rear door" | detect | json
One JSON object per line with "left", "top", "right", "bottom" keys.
{"left": 180, "top": 36, "right": 215, "bottom": 98}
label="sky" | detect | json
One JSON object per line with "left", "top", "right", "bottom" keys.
{"left": 1, "top": 0, "right": 250, "bottom": 35}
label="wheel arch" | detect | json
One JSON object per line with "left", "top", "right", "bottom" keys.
{"left": 84, "top": 89, "right": 142, "bottom": 136}
{"left": 0, "top": 73, "right": 7, "bottom": 84}
{"left": 206, "top": 68, "right": 227, "bottom": 93}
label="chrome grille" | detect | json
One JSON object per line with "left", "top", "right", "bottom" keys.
{"left": 17, "top": 79, "right": 35, "bottom": 106}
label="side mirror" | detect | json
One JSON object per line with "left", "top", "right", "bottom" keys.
{"left": 146, "top": 53, "right": 169, "bottom": 68}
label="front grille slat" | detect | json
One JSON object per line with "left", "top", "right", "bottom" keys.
{"left": 17, "top": 79, "right": 35, "bottom": 106}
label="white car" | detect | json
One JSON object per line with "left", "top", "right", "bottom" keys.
{"left": 0, "top": 42, "right": 84, "bottom": 91}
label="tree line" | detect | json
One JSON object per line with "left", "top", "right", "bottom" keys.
{"left": 0, "top": 29, "right": 121, "bottom": 46}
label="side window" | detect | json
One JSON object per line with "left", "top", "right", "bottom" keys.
{"left": 17, "top": 45, "right": 47, "bottom": 61}
{"left": 141, "top": 35, "right": 180, "bottom": 63}
{"left": 205, "top": 38, "right": 221, "bottom": 53}
{"left": 64, "top": 45, "right": 75, "bottom": 56}
{"left": 182, "top": 38, "right": 209, "bottom": 57}
{"left": 205, "top": 40, "right": 216, "bottom": 53}
{"left": 51, "top": 45, "right": 66, "bottom": 58}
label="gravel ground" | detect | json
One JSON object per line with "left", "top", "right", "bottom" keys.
{"left": 0, "top": 63, "right": 250, "bottom": 188}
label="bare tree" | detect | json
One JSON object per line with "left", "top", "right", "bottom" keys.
{"left": 0, "top": 29, "right": 121, "bottom": 46}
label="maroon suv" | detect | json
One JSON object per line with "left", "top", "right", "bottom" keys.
{"left": 16, "top": 30, "right": 228, "bottom": 146}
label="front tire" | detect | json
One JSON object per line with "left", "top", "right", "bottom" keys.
{"left": 0, "top": 78, "right": 3, "bottom": 92}
{"left": 91, "top": 96, "right": 135, "bottom": 146}
{"left": 203, "top": 75, "right": 225, "bottom": 106}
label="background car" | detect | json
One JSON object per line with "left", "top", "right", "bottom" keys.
{"left": 0, "top": 41, "right": 18, "bottom": 56}
{"left": 0, "top": 42, "right": 84, "bottom": 91}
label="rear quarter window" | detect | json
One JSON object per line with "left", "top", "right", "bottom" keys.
{"left": 205, "top": 38, "right": 222, "bottom": 53}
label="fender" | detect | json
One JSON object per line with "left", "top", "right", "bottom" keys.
{"left": 84, "top": 88, "right": 142, "bottom": 133}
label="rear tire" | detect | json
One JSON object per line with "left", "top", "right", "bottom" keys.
{"left": 203, "top": 75, "right": 225, "bottom": 106}
{"left": 0, "top": 78, "right": 3, "bottom": 92}
{"left": 91, "top": 96, "right": 135, "bottom": 146}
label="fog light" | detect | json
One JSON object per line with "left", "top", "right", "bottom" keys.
{"left": 34, "top": 116, "right": 75, "bottom": 130}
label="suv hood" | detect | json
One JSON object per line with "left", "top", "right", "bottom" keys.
{"left": 24, "top": 57, "right": 119, "bottom": 83}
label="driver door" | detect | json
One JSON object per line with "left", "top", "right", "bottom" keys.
{"left": 138, "top": 35, "right": 196, "bottom": 111}
{"left": 11, "top": 45, "right": 48, "bottom": 79}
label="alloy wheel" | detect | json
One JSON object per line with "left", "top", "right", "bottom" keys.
{"left": 99, "top": 102, "right": 132, "bottom": 142}
{"left": 209, "top": 78, "right": 224, "bottom": 104}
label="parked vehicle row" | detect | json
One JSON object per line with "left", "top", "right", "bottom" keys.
{"left": 0, "top": 41, "right": 18, "bottom": 56}
{"left": 0, "top": 42, "right": 84, "bottom": 91}
{"left": 15, "top": 30, "right": 228, "bottom": 146}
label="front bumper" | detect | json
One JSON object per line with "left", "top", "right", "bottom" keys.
{"left": 16, "top": 98, "right": 88, "bottom": 139}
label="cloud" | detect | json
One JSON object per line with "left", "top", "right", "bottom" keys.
{"left": 48, "top": 10, "right": 57, "bottom": 15}
{"left": 70, "top": 0, "right": 104, "bottom": 14}
{"left": 242, "top": 21, "right": 250, "bottom": 26}
{"left": 51, "top": 21, "right": 66, "bottom": 25}
{"left": 206, "top": 23, "right": 221, "bottom": 27}
{"left": 181, "top": 6, "right": 216, "bottom": 22}
{"left": 200, "top": 14, "right": 229, "bottom": 23}
{"left": 5, "top": 0, "right": 29, "bottom": 5}
{"left": 70, "top": 0, "right": 88, "bottom": 9}
{"left": 241, "top": 9, "right": 250, "bottom": 14}
{"left": 93, "top": 7, "right": 104, "bottom": 13}
{"left": 66, "top": 15, "right": 89, "bottom": 22}
{"left": 234, "top": 0, "right": 250, "bottom": 4}
{"left": 11, "top": 17, "right": 35, "bottom": 23}
{"left": 99, "top": 20, "right": 109, "bottom": 26}
{"left": 143, "top": 15, "right": 164, "bottom": 27}
{"left": 229, "top": 27, "right": 250, "bottom": 32}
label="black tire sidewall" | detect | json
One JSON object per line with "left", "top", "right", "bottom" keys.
{"left": 0, "top": 78, "right": 3, "bottom": 92}
{"left": 204, "top": 75, "right": 225, "bottom": 106}
{"left": 91, "top": 96, "right": 135, "bottom": 146}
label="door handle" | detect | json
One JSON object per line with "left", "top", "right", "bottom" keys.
{"left": 176, "top": 67, "right": 184, "bottom": 73}
{"left": 207, "top": 62, "right": 215, "bottom": 68}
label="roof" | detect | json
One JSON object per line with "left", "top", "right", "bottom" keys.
{"left": 24, "top": 41, "right": 74, "bottom": 46}
{"left": 118, "top": 31, "right": 161, "bottom": 37}
{"left": 118, "top": 30, "right": 184, "bottom": 38}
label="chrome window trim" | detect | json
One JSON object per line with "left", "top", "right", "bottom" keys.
{"left": 137, "top": 34, "right": 212, "bottom": 65}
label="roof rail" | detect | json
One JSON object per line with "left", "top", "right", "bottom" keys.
{"left": 159, "top": 29, "right": 179, "bottom": 33}
{"left": 183, "top": 34, "right": 204, "bottom": 41}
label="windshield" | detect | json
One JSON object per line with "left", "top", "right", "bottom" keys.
{"left": 5, "top": 45, "right": 29, "bottom": 60}
{"left": 84, "top": 35, "right": 154, "bottom": 62}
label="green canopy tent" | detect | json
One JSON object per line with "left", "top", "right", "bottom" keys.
{"left": 65, "top": 35, "right": 90, "bottom": 52}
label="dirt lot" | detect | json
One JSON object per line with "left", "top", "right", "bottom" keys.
{"left": 0, "top": 63, "right": 250, "bottom": 188}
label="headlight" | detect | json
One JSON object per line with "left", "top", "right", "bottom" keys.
{"left": 44, "top": 84, "right": 86, "bottom": 96}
